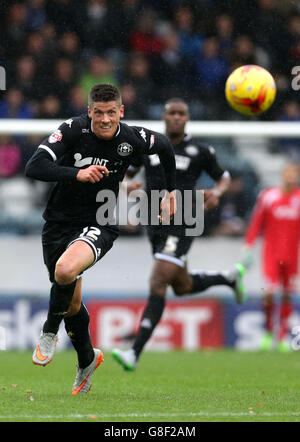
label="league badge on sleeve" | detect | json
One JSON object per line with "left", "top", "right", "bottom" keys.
{"left": 48, "top": 130, "right": 63, "bottom": 144}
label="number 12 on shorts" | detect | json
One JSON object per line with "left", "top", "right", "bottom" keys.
{"left": 80, "top": 226, "right": 101, "bottom": 241}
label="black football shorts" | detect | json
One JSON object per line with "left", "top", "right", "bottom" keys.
{"left": 42, "top": 221, "right": 119, "bottom": 282}
{"left": 148, "top": 231, "right": 194, "bottom": 268}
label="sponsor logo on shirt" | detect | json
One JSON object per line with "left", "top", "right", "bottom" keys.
{"left": 175, "top": 155, "right": 191, "bottom": 170}
{"left": 74, "top": 153, "right": 109, "bottom": 168}
{"left": 273, "top": 205, "right": 300, "bottom": 220}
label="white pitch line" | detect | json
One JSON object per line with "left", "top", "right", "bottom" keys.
{"left": 0, "top": 411, "right": 300, "bottom": 420}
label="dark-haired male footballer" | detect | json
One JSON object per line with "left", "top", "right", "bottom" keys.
{"left": 112, "top": 98, "right": 246, "bottom": 371}
{"left": 25, "top": 84, "right": 176, "bottom": 394}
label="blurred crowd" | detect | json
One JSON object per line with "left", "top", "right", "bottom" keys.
{"left": 1, "top": 0, "right": 300, "bottom": 120}
{"left": 1, "top": 0, "right": 300, "bottom": 234}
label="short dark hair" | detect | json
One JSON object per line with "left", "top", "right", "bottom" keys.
{"left": 164, "top": 97, "right": 189, "bottom": 111}
{"left": 88, "top": 83, "right": 122, "bottom": 107}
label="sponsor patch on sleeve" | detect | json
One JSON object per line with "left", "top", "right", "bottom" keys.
{"left": 48, "top": 129, "right": 63, "bottom": 144}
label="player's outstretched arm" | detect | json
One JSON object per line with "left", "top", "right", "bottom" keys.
{"left": 150, "top": 132, "right": 177, "bottom": 222}
{"left": 204, "top": 172, "right": 231, "bottom": 210}
{"left": 26, "top": 149, "right": 109, "bottom": 184}
{"left": 153, "top": 133, "right": 176, "bottom": 194}
{"left": 25, "top": 120, "right": 82, "bottom": 182}
{"left": 239, "top": 191, "right": 266, "bottom": 269}
{"left": 25, "top": 149, "right": 79, "bottom": 182}
{"left": 240, "top": 244, "right": 254, "bottom": 269}
{"left": 123, "top": 162, "right": 143, "bottom": 194}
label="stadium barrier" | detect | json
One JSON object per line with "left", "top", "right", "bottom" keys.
{"left": 1, "top": 119, "right": 300, "bottom": 137}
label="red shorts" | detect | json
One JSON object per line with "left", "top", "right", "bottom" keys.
{"left": 263, "top": 259, "right": 297, "bottom": 293}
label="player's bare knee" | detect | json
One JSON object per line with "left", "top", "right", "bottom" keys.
{"left": 172, "top": 284, "right": 187, "bottom": 296}
{"left": 172, "top": 279, "right": 193, "bottom": 296}
{"left": 150, "top": 276, "right": 168, "bottom": 297}
{"left": 172, "top": 285, "right": 185, "bottom": 296}
{"left": 54, "top": 261, "right": 77, "bottom": 286}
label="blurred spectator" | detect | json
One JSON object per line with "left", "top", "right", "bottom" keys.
{"left": 25, "top": 30, "right": 55, "bottom": 82}
{"left": 151, "top": 26, "right": 194, "bottom": 100}
{"left": 14, "top": 56, "right": 39, "bottom": 102}
{"left": 0, "top": 135, "right": 21, "bottom": 178}
{"left": 120, "top": 84, "right": 147, "bottom": 119}
{"left": 122, "top": 53, "right": 154, "bottom": 105}
{"left": 3, "top": 3, "right": 28, "bottom": 58}
{"left": 268, "top": 72, "right": 294, "bottom": 120}
{"left": 66, "top": 86, "right": 87, "bottom": 116}
{"left": 140, "top": 0, "right": 180, "bottom": 20}
{"left": 0, "top": 0, "right": 297, "bottom": 125}
{"left": 215, "top": 14, "right": 235, "bottom": 59}
{"left": 26, "top": 0, "right": 47, "bottom": 31}
{"left": 286, "top": 14, "right": 300, "bottom": 42}
{"left": 40, "top": 22, "right": 58, "bottom": 53}
{"left": 87, "top": 0, "right": 107, "bottom": 30}
{"left": 78, "top": 55, "right": 119, "bottom": 99}
{"left": 229, "top": 35, "right": 271, "bottom": 70}
{"left": 129, "top": 8, "right": 165, "bottom": 57}
{"left": 194, "top": 37, "right": 228, "bottom": 102}
{"left": 251, "top": 0, "right": 286, "bottom": 69}
{"left": 26, "top": 31, "right": 46, "bottom": 61}
{"left": 93, "top": 0, "right": 137, "bottom": 52}
{"left": 0, "top": 89, "right": 32, "bottom": 119}
{"left": 45, "top": 0, "right": 86, "bottom": 41}
{"left": 210, "top": 173, "right": 250, "bottom": 237}
{"left": 49, "top": 58, "right": 77, "bottom": 106}
{"left": 173, "top": 4, "right": 203, "bottom": 59}
{"left": 84, "top": 0, "right": 108, "bottom": 51}
{"left": 36, "top": 95, "right": 63, "bottom": 119}
{"left": 288, "top": 39, "right": 300, "bottom": 64}
{"left": 58, "top": 32, "right": 81, "bottom": 62}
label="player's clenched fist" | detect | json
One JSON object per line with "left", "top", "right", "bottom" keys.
{"left": 204, "top": 188, "right": 220, "bottom": 210}
{"left": 76, "top": 165, "right": 109, "bottom": 183}
{"left": 158, "top": 190, "right": 177, "bottom": 223}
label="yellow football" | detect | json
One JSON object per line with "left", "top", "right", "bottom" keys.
{"left": 225, "top": 65, "right": 276, "bottom": 116}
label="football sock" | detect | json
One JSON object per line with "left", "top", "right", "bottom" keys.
{"left": 43, "top": 280, "right": 77, "bottom": 334}
{"left": 279, "top": 297, "right": 292, "bottom": 341}
{"left": 189, "top": 270, "right": 235, "bottom": 294}
{"left": 64, "top": 303, "right": 94, "bottom": 369}
{"left": 262, "top": 296, "right": 274, "bottom": 333}
{"left": 132, "top": 294, "right": 165, "bottom": 359}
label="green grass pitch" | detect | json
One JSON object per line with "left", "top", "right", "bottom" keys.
{"left": 0, "top": 349, "right": 300, "bottom": 422}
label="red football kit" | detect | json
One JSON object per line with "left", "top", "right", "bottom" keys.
{"left": 245, "top": 186, "right": 300, "bottom": 292}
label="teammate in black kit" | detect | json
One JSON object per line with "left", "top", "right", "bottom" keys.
{"left": 25, "top": 84, "right": 176, "bottom": 394}
{"left": 112, "top": 98, "right": 246, "bottom": 371}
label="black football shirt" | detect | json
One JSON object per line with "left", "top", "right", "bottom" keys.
{"left": 129, "top": 134, "right": 227, "bottom": 235}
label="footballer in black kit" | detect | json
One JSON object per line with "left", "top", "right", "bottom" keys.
{"left": 128, "top": 132, "right": 227, "bottom": 266}
{"left": 25, "top": 84, "right": 177, "bottom": 394}
{"left": 28, "top": 113, "right": 175, "bottom": 279}
{"left": 112, "top": 98, "right": 247, "bottom": 372}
